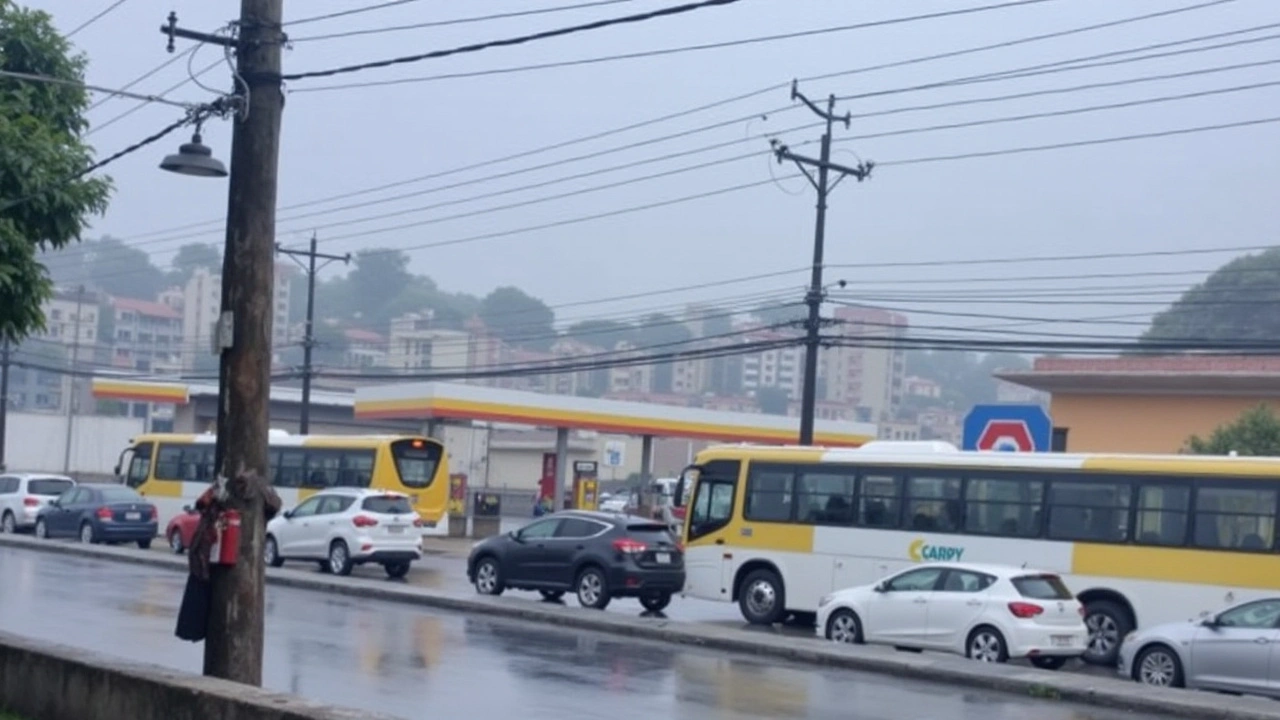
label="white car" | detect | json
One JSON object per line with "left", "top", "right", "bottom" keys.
{"left": 265, "top": 488, "right": 424, "bottom": 578}
{"left": 0, "top": 474, "right": 77, "bottom": 533}
{"left": 816, "top": 562, "right": 1088, "bottom": 669}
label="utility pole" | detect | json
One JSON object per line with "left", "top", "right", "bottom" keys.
{"left": 276, "top": 234, "right": 350, "bottom": 434}
{"left": 0, "top": 338, "right": 10, "bottom": 472}
{"left": 772, "top": 80, "right": 873, "bottom": 446}
{"left": 62, "top": 285, "right": 85, "bottom": 473}
{"left": 162, "top": 0, "right": 285, "bottom": 687}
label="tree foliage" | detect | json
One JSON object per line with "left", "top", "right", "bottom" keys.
{"left": 168, "top": 242, "right": 221, "bottom": 285}
{"left": 906, "top": 350, "right": 1031, "bottom": 409}
{"left": 633, "top": 313, "right": 692, "bottom": 393}
{"left": 479, "top": 286, "right": 555, "bottom": 350}
{"left": 46, "top": 236, "right": 165, "bottom": 299}
{"left": 1186, "top": 404, "right": 1280, "bottom": 456}
{"left": 0, "top": 2, "right": 111, "bottom": 341}
{"left": 1143, "top": 248, "right": 1280, "bottom": 344}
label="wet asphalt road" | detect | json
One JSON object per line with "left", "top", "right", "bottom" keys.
{"left": 1, "top": 545, "right": 1163, "bottom": 720}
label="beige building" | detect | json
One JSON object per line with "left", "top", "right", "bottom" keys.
{"left": 821, "top": 305, "right": 908, "bottom": 422}
{"left": 182, "top": 265, "right": 292, "bottom": 369}
{"left": 386, "top": 312, "right": 470, "bottom": 372}
{"left": 110, "top": 297, "right": 183, "bottom": 373}
{"left": 739, "top": 327, "right": 803, "bottom": 398}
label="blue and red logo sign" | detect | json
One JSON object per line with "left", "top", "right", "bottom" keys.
{"left": 962, "top": 404, "right": 1051, "bottom": 452}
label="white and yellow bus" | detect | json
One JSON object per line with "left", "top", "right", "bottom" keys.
{"left": 115, "top": 431, "right": 450, "bottom": 535}
{"left": 673, "top": 440, "right": 1280, "bottom": 665}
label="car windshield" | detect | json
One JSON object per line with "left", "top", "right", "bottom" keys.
{"left": 362, "top": 495, "right": 413, "bottom": 514}
{"left": 1012, "top": 574, "right": 1074, "bottom": 600}
{"left": 100, "top": 486, "right": 142, "bottom": 503}
{"left": 27, "top": 478, "right": 72, "bottom": 496}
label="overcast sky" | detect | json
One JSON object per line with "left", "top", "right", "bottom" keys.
{"left": 27, "top": 0, "right": 1280, "bottom": 345}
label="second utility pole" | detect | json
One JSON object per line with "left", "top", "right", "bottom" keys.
{"left": 772, "top": 80, "right": 873, "bottom": 446}
{"left": 276, "top": 234, "right": 350, "bottom": 434}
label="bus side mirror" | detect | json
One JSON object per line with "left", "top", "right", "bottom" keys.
{"left": 674, "top": 478, "right": 685, "bottom": 508}
{"left": 113, "top": 464, "right": 121, "bottom": 476}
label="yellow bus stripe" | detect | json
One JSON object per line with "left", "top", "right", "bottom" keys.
{"left": 1073, "top": 543, "right": 1280, "bottom": 590}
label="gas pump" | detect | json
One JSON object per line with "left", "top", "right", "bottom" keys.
{"left": 572, "top": 460, "right": 599, "bottom": 511}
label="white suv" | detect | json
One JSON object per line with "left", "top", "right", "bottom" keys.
{"left": 265, "top": 488, "right": 424, "bottom": 578}
{"left": 0, "top": 474, "right": 77, "bottom": 533}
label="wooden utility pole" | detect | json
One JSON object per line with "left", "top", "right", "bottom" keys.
{"left": 163, "top": 0, "right": 285, "bottom": 686}
{"left": 772, "top": 80, "right": 873, "bottom": 445}
{"left": 276, "top": 234, "right": 350, "bottom": 434}
{"left": 0, "top": 338, "right": 9, "bottom": 472}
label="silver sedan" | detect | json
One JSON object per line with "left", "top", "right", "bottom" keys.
{"left": 1118, "top": 597, "right": 1280, "bottom": 698}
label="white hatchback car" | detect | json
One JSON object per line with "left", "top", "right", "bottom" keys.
{"left": 0, "top": 474, "right": 77, "bottom": 533}
{"left": 817, "top": 562, "right": 1088, "bottom": 669}
{"left": 265, "top": 488, "right": 423, "bottom": 578}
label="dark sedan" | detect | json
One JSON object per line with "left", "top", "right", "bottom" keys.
{"left": 35, "top": 484, "right": 158, "bottom": 548}
{"left": 467, "top": 510, "right": 685, "bottom": 612}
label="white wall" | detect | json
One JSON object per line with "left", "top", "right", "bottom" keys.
{"left": 3, "top": 412, "right": 145, "bottom": 475}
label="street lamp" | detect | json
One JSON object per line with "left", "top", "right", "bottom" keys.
{"left": 160, "top": 131, "right": 228, "bottom": 178}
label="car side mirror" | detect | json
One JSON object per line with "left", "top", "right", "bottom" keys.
{"left": 873, "top": 582, "right": 887, "bottom": 593}
{"left": 1201, "top": 617, "right": 1220, "bottom": 628}
{"left": 49, "top": 499, "right": 60, "bottom": 508}
{"left": 282, "top": 509, "right": 294, "bottom": 520}
{"left": 182, "top": 505, "right": 193, "bottom": 513}
{"left": 509, "top": 530, "right": 524, "bottom": 543}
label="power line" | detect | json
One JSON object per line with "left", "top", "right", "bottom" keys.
{"left": 134, "top": 1, "right": 1234, "bottom": 243}
{"left": 281, "top": 0, "right": 750, "bottom": 82}
{"left": 291, "top": 1, "right": 638, "bottom": 42}
{"left": 289, "top": 0, "right": 1062, "bottom": 90}
{"left": 879, "top": 115, "right": 1280, "bottom": 167}
{"left": 66, "top": 0, "right": 129, "bottom": 38}
{"left": 87, "top": 46, "right": 196, "bottom": 112}
{"left": 0, "top": 69, "right": 196, "bottom": 108}
{"left": 286, "top": 0, "right": 429, "bottom": 27}
{"left": 87, "top": 57, "right": 222, "bottom": 137}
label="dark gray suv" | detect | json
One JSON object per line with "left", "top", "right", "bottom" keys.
{"left": 467, "top": 510, "right": 685, "bottom": 612}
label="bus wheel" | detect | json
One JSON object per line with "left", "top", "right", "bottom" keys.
{"left": 1083, "top": 600, "right": 1131, "bottom": 666}
{"left": 739, "top": 568, "right": 786, "bottom": 625}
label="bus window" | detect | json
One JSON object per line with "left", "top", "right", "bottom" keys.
{"left": 390, "top": 439, "right": 442, "bottom": 489}
{"left": 1134, "top": 484, "right": 1190, "bottom": 546}
{"left": 1047, "top": 480, "right": 1131, "bottom": 542}
{"left": 858, "top": 473, "right": 901, "bottom": 528}
{"left": 1193, "top": 486, "right": 1277, "bottom": 551}
{"left": 124, "top": 443, "right": 153, "bottom": 488}
{"left": 687, "top": 460, "right": 739, "bottom": 541}
{"left": 795, "top": 470, "right": 855, "bottom": 525}
{"left": 154, "top": 443, "right": 214, "bottom": 482}
{"left": 905, "top": 474, "right": 962, "bottom": 532}
{"left": 276, "top": 449, "right": 305, "bottom": 488}
{"left": 964, "top": 477, "right": 1043, "bottom": 538}
{"left": 304, "top": 449, "right": 342, "bottom": 488}
{"left": 338, "top": 450, "right": 375, "bottom": 487}
{"left": 744, "top": 466, "right": 793, "bottom": 523}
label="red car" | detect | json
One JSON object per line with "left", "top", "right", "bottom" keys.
{"left": 165, "top": 505, "right": 201, "bottom": 554}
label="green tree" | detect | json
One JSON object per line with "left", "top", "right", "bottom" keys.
{"left": 479, "top": 286, "right": 555, "bottom": 350}
{"left": 0, "top": 3, "right": 111, "bottom": 341}
{"left": 168, "top": 242, "right": 221, "bottom": 285}
{"left": 565, "top": 319, "right": 634, "bottom": 350}
{"left": 1143, "top": 248, "right": 1280, "bottom": 345}
{"left": 1186, "top": 404, "right": 1280, "bottom": 456}
{"left": 46, "top": 236, "right": 165, "bottom": 299}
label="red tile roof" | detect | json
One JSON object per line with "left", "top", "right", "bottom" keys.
{"left": 112, "top": 297, "right": 181, "bottom": 320}
{"left": 1031, "top": 355, "right": 1280, "bottom": 374}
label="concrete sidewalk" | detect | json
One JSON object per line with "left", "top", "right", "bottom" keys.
{"left": 2, "top": 534, "right": 1276, "bottom": 720}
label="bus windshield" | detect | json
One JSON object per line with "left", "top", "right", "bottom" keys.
{"left": 391, "top": 438, "right": 442, "bottom": 489}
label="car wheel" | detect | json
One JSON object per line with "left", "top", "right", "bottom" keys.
{"left": 966, "top": 625, "right": 1009, "bottom": 663}
{"left": 137, "top": 538, "right": 152, "bottom": 550}
{"left": 539, "top": 590, "right": 564, "bottom": 602}
{"left": 1083, "top": 600, "right": 1132, "bottom": 666}
{"left": 264, "top": 536, "right": 284, "bottom": 568}
{"left": 34, "top": 519, "right": 48, "bottom": 539}
{"left": 826, "top": 608, "right": 863, "bottom": 644}
{"left": 575, "top": 565, "right": 611, "bottom": 610}
{"left": 79, "top": 522, "right": 96, "bottom": 545}
{"left": 168, "top": 529, "right": 184, "bottom": 554}
{"left": 328, "top": 541, "right": 353, "bottom": 576}
{"left": 639, "top": 591, "right": 672, "bottom": 613}
{"left": 384, "top": 561, "right": 411, "bottom": 579}
{"left": 473, "top": 556, "right": 504, "bottom": 596}
{"left": 1030, "top": 656, "right": 1068, "bottom": 670}
{"left": 1, "top": 512, "right": 15, "bottom": 534}
{"left": 1135, "top": 644, "right": 1184, "bottom": 688}
{"left": 738, "top": 568, "right": 786, "bottom": 625}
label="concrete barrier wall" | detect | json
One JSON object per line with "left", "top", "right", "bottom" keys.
{"left": 0, "top": 631, "right": 399, "bottom": 720}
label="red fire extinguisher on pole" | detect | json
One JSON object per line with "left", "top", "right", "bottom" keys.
{"left": 209, "top": 509, "right": 241, "bottom": 566}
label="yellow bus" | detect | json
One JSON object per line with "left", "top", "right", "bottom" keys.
{"left": 672, "top": 440, "right": 1280, "bottom": 666}
{"left": 115, "top": 430, "right": 449, "bottom": 535}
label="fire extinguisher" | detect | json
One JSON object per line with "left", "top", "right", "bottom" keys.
{"left": 209, "top": 509, "right": 241, "bottom": 566}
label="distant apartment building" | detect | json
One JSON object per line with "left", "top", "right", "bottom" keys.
{"left": 387, "top": 312, "right": 471, "bottom": 374}
{"left": 917, "top": 407, "right": 963, "bottom": 445}
{"left": 342, "top": 328, "right": 387, "bottom": 368}
{"left": 820, "top": 306, "right": 908, "bottom": 423}
{"left": 548, "top": 337, "right": 605, "bottom": 396}
{"left": 20, "top": 287, "right": 104, "bottom": 413}
{"left": 182, "top": 265, "right": 292, "bottom": 369}
{"left": 739, "top": 327, "right": 803, "bottom": 399}
{"left": 111, "top": 297, "right": 183, "bottom": 373}
{"left": 608, "top": 341, "right": 653, "bottom": 395}
{"left": 904, "top": 375, "right": 942, "bottom": 400}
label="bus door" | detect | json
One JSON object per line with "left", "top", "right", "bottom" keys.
{"left": 678, "top": 460, "right": 741, "bottom": 598}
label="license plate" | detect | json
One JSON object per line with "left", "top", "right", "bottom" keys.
{"left": 655, "top": 552, "right": 671, "bottom": 564}
{"left": 1051, "top": 635, "right": 1073, "bottom": 647}
{"left": 388, "top": 526, "right": 404, "bottom": 534}
{"left": 125, "top": 512, "right": 140, "bottom": 521}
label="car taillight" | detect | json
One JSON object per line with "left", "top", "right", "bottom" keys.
{"left": 1078, "top": 606, "right": 1086, "bottom": 617}
{"left": 1008, "top": 601, "right": 1044, "bottom": 618}
{"left": 146, "top": 505, "right": 157, "bottom": 517}
{"left": 612, "top": 538, "right": 647, "bottom": 554}
{"left": 96, "top": 507, "right": 113, "bottom": 520}
{"left": 22, "top": 497, "right": 39, "bottom": 507}
{"left": 352, "top": 515, "right": 378, "bottom": 528}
